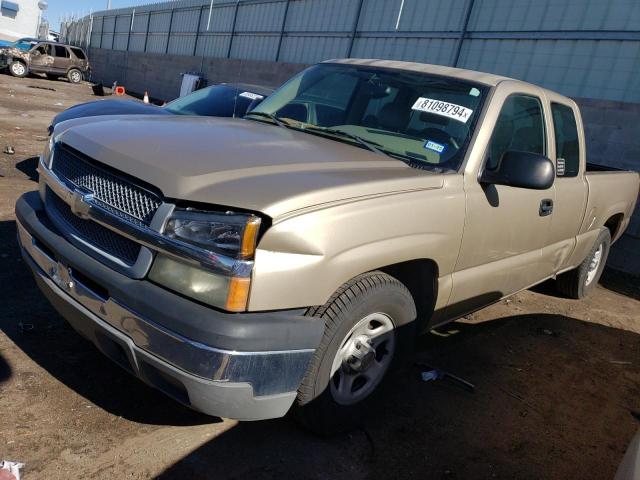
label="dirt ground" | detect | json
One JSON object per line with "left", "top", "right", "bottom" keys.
{"left": 0, "top": 71, "right": 639, "bottom": 480}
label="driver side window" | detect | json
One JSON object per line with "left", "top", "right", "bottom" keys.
{"left": 33, "top": 43, "right": 49, "bottom": 55}
{"left": 487, "top": 95, "right": 545, "bottom": 170}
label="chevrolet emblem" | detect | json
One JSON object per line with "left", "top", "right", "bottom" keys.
{"left": 70, "top": 189, "right": 93, "bottom": 219}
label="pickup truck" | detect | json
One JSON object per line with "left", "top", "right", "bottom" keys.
{"left": 16, "top": 59, "right": 639, "bottom": 433}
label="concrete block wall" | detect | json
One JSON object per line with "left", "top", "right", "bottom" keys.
{"left": 87, "top": 48, "right": 307, "bottom": 99}
{"left": 86, "top": 48, "right": 640, "bottom": 275}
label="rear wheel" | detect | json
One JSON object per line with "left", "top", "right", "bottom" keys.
{"left": 294, "top": 272, "right": 417, "bottom": 434}
{"left": 556, "top": 229, "right": 611, "bottom": 299}
{"left": 67, "top": 68, "right": 82, "bottom": 84}
{"left": 9, "top": 61, "right": 27, "bottom": 78}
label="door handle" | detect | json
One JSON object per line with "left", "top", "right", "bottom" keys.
{"left": 539, "top": 199, "right": 554, "bottom": 216}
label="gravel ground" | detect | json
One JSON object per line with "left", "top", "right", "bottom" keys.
{"left": 0, "top": 72, "right": 639, "bottom": 480}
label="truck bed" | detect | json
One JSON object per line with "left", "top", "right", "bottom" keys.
{"left": 583, "top": 168, "right": 639, "bottom": 241}
{"left": 586, "top": 162, "right": 630, "bottom": 172}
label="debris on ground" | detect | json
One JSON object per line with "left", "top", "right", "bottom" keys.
{"left": 418, "top": 363, "right": 476, "bottom": 392}
{"left": 3, "top": 146, "right": 15, "bottom": 155}
{"left": 27, "top": 85, "right": 56, "bottom": 92}
{"left": 536, "top": 327, "right": 558, "bottom": 336}
{"left": 91, "top": 83, "right": 106, "bottom": 96}
{"left": 0, "top": 461, "right": 24, "bottom": 480}
{"left": 17, "top": 322, "right": 34, "bottom": 333}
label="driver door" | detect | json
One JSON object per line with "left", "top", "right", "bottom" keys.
{"left": 448, "top": 88, "right": 555, "bottom": 316}
{"left": 29, "top": 43, "right": 53, "bottom": 72}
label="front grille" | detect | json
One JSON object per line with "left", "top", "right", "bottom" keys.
{"left": 47, "top": 188, "right": 141, "bottom": 266}
{"left": 52, "top": 144, "right": 162, "bottom": 226}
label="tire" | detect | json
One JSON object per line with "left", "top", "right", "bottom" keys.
{"left": 556, "top": 229, "right": 611, "bottom": 299}
{"left": 67, "top": 68, "right": 82, "bottom": 84}
{"left": 8, "top": 61, "right": 27, "bottom": 78}
{"left": 294, "top": 271, "right": 417, "bottom": 435}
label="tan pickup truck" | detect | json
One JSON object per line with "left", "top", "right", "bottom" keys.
{"left": 16, "top": 59, "right": 639, "bottom": 432}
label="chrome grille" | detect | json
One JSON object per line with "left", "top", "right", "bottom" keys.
{"left": 51, "top": 144, "right": 162, "bottom": 226}
{"left": 47, "top": 188, "right": 140, "bottom": 266}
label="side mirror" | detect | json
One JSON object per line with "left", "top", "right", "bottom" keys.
{"left": 480, "top": 151, "right": 555, "bottom": 190}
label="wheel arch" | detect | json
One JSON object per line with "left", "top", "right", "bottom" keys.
{"left": 379, "top": 258, "right": 438, "bottom": 331}
{"left": 604, "top": 212, "right": 625, "bottom": 242}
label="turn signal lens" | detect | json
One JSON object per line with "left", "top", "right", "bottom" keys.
{"left": 225, "top": 276, "right": 251, "bottom": 312}
{"left": 240, "top": 216, "right": 261, "bottom": 259}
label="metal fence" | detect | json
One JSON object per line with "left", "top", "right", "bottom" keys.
{"left": 61, "top": 0, "right": 640, "bottom": 102}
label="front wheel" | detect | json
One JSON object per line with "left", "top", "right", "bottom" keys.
{"left": 9, "top": 61, "right": 27, "bottom": 78}
{"left": 294, "top": 272, "right": 417, "bottom": 434}
{"left": 556, "top": 229, "right": 611, "bottom": 299}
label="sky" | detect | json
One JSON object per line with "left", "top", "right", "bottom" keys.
{"left": 46, "top": 0, "right": 145, "bottom": 31}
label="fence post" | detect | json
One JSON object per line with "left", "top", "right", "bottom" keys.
{"left": 165, "top": 8, "right": 175, "bottom": 54}
{"left": 193, "top": 6, "right": 204, "bottom": 57}
{"left": 126, "top": 9, "right": 134, "bottom": 51}
{"left": 88, "top": 15, "right": 94, "bottom": 50}
{"left": 111, "top": 15, "right": 118, "bottom": 50}
{"left": 227, "top": 0, "right": 240, "bottom": 59}
{"left": 143, "top": 11, "right": 151, "bottom": 52}
{"left": 452, "top": 0, "right": 475, "bottom": 67}
{"left": 111, "top": 14, "right": 117, "bottom": 49}
{"left": 347, "top": 0, "right": 364, "bottom": 58}
{"left": 275, "top": 0, "right": 290, "bottom": 62}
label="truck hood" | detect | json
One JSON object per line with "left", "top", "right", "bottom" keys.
{"left": 58, "top": 116, "right": 444, "bottom": 219}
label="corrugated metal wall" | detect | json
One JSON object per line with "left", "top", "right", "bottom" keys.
{"left": 60, "top": 0, "right": 640, "bottom": 102}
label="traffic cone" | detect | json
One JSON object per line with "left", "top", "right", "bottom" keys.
{"left": 143, "top": 91, "right": 150, "bottom": 104}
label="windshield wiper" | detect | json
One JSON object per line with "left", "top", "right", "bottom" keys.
{"left": 301, "top": 126, "right": 389, "bottom": 157}
{"left": 244, "top": 111, "right": 287, "bottom": 127}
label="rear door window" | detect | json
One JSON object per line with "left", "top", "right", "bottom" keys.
{"left": 487, "top": 95, "right": 546, "bottom": 170}
{"left": 54, "top": 45, "right": 69, "bottom": 58}
{"left": 551, "top": 103, "right": 580, "bottom": 177}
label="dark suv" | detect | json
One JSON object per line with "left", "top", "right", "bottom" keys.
{"left": 0, "top": 41, "right": 90, "bottom": 83}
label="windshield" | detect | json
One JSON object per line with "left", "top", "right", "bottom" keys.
{"left": 164, "top": 84, "right": 266, "bottom": 117}
{"left": 251, "top": 63, "right": 487, "bottom": 171}
{"left": 14, "top": 39, "right": 35, "bottom": 50}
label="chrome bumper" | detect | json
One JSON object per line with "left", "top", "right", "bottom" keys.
{"left": 17, "top": 220, "right": 314, "bottom": 398}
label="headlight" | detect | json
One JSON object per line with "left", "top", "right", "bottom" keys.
{"left": 164, "top": 209, "right": 261, "bottom": 259}
{"left": 150, "top": 209, "right": 262, "bottom": 312}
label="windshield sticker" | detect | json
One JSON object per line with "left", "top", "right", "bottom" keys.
{"left": 412, "top": 97, "right": 473, "bottom": 123}
{"left": 469, "top": 87, "right": 480, "bottom": 97}
{"left": 424, "top": 140, "right": 447, "bottom": 154}
{"left": 239, "top": 91, "right": 264, "bottom": 100}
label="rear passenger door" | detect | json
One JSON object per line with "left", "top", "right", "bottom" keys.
{"left": 449, "top": 88, "right": 555, "bottom": 316}
{"left": 52, "top": 45, "right": 72, "bottom": 73}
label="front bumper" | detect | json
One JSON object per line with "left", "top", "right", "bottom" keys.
{"left": 16, "top": 191, "right": 323, "bottom": 421}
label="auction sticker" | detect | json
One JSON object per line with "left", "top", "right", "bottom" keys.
{"left": 239, "top": 91, "right": 264, "bottom": 100}
{"left": 412, "top": 97, "right": 473, "bottom": 123}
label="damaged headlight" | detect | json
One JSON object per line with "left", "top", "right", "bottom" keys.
{"left": 164, "top": 209, "right": 261, "bottom": 259}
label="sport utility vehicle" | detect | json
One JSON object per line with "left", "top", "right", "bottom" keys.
{"left": 0, "top": 41, "right": 89, "bottom": 83}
